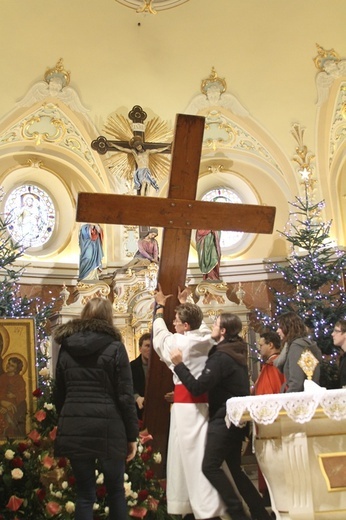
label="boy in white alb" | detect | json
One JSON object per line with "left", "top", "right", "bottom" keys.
{"left": 153, "top": 285, "right": 225, "bottom": 520}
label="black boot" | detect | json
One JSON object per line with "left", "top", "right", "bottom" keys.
{"left": 251, "top": 510, "right": 272, "bottom": 520}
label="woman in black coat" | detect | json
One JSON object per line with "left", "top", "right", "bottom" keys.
{"left": 53, "top": 297, "right": 138, "bottom": 520}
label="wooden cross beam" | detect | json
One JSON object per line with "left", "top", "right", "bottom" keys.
{"left": 76, "top": 113, "right": 276, "bottom": 465}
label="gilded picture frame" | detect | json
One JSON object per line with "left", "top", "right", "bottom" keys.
{"left": 0, "top": 318, "right": 37, "bottom": 441}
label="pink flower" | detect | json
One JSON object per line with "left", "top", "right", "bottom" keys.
{"left": 28, "top": 429, "right": 41, "bottom": 443}
{"left": 46, "top": 501, "right": 62, "bottom": 516}
{"left": 42, "top": 454, "right": 55, "bottom": 469}
{"left": 49, "top": 426, "right": 57, "bottom": 440}
{"left": 139, "top": 431, "right": 153, "bottom": 445}
{"left": 129, "top": 506, "right": 148, "bottom": 518}
{"left": 147, "top": 496, "right": 159, "bottom": 511}
{"left": 6, "top": 495, "right": 24, "bottom": 511}
{"left": 34, "top": 409, "right": 47, "bottom": 422}
{"left": 158, "top": 479, "right": 166, "bottom": 490}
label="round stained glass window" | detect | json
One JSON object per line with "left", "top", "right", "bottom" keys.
{"left": 202, "top": 188, "right": 244, "bottom": 249}
{"left": 5, "top": 185, "right": 56, "bottom": 249}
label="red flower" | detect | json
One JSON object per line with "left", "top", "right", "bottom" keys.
{"left": 34, "top": 409, "right": 47, "bottom": 422}
{"left": 17, "top": 442, "right": 29, "bottom": 453}
{"left": 11, "top": 457, "right": 24, "bottom": 468}
{"left": 138, "top": 489, "right": 149, "bottom": 502}
{"left": 36, "top": 488, "right": 46, "bottom": 502}
{"left": 32, "top": 388, "right": 43, "bottom": 397}
{"left": 96, "top": 485, "right": 107, "bottom": 498}
{"left": 129, "top": 506, "right": 148, "bottom": 518}
{"left": 57, "top": 457, "right": 67, "bottom": 468}
{"left": 145, "top": 469, "right": 154, "bottom": 480}
{"left": 6, "top": 495, "right": 24, "bottom": 512}
{"left": 49, "top": 426, "right": 57, "bottom": 440}
{"left": 146, "top": 445, "right": 153, "bottom": 454}
{"left": 141, "top": 452, "right": 151, "bottom": 462}
{"left": 68, "top": 475, "right": 76, "bottom": 486}
{"left": 45, "top": 501, "right": 62, "bottom": 516}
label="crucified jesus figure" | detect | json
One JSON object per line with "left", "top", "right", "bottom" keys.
{"left": 113, "top": 135, "right": 170, "bottom": 196}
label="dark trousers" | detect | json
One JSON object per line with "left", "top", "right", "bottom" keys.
{"left": 202, "top": 417, "right": 270, "bottom": 520}
{"left": 70, "top": 457, "right": 127, "bottom": 520}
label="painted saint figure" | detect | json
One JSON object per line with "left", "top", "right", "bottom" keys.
{"left": 78, "top": 224, "right": 104, "bottom": 281}
{"left": 196, "top": 229, "right": 221, "bottom": 280}
{"left": 123, "top": 228, "right": 159, "bottom": 270}
{"left": 0, "top": 356, "right": 27, "bottom": 438}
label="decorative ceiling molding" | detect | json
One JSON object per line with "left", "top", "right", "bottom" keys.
{"left": 115, "top": 0, "right": 189, "bottom": 14}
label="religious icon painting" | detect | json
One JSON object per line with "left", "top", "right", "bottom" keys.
{"left": 0, "top": 318, "right": 37, "bottom": 442}
{"left": 4, "top": 184, "right": 56, "bottom": 249}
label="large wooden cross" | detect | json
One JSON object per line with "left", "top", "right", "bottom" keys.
{"left": 76, "top": 114, "right": 276, "bottom": 465}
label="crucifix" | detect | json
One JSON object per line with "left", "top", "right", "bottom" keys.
{"left": 91, "top": 105, "right": 171, "bottom": 197}
{"left": 77, "top": 113, "right": 276, "bottom": 466}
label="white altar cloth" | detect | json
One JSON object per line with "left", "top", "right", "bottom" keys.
{"left": 226, "top": 387, "right": 346, "bottom": 426}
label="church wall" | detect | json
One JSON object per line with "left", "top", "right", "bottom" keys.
{"left": 0, "top": 1, "right": 345, "bottom": 358}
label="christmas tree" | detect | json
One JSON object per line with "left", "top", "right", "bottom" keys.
{"left": 257, "top": 125, "right": 346, "bottom": 387}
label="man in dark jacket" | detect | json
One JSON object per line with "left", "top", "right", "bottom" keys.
{"left": 170, "top": 313, "right": 271, "bottom": 520}
{"left": 130, "top": 332, "right": 151, "bottom": 420}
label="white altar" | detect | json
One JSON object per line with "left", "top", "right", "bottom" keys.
{"left": 226, "top": 387, "right": 346, "bottom": 520}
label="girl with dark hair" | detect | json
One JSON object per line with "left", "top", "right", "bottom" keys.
{"left": 275, "top": 311, "right": 322, "bottom": 392}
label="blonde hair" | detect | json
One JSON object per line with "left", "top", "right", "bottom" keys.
{"left": 81, "top": 298, "right": 114, "bottom": 327}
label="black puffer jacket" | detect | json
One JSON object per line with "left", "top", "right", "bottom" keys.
{"left": 174, "top": 337, "right": 249, "bottom": 420}
{"left": 53, "top": 318, "right": 139, "bottom": 460}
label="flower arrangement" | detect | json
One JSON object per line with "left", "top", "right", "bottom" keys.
{"left": 0, "top": 375, "right": 174, "bottom": 520}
